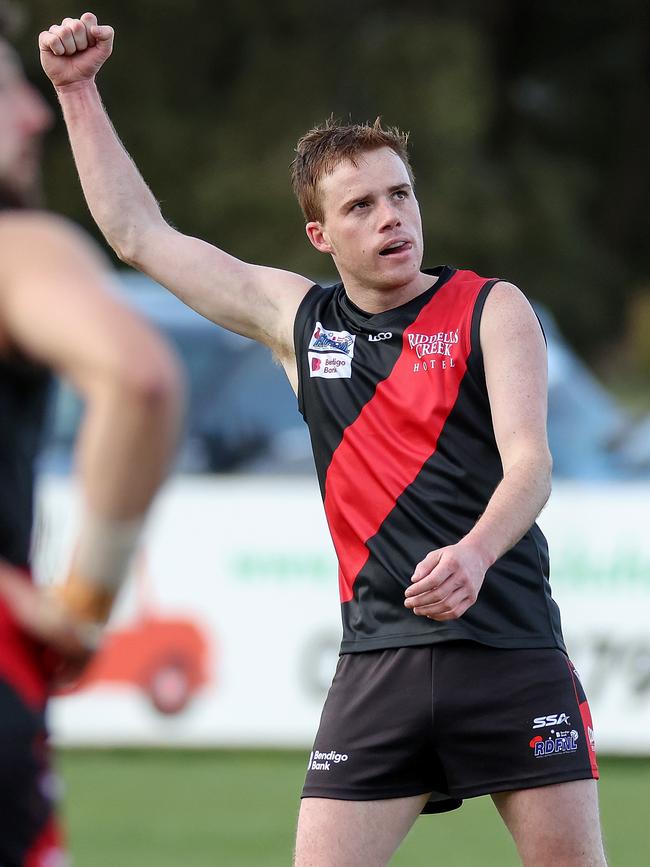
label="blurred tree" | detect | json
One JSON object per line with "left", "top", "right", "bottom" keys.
{"left": 17, "top": 0, "right": 650, "bottom": 371}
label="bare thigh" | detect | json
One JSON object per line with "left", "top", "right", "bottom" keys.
{"left": 294, "top": 794, "right": 429, "bottom": 867}
{"left": 492, "top": 779, "right": 607, "bottom": 867}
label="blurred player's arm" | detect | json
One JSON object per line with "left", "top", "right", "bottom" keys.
{"left": 405, "top": 282, "right": 552, "bottom": 621}
{"left": 0, "top": 211, "right": 183, "bottom": 653}
{"left": 38, "top": 13, "right": 311, "bottom": 374}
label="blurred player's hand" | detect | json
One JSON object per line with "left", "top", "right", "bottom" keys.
{"left": 0, "top": 564, "right": 94, "bottom": 685}
{"left": 39, "top": 12, "right": 113, "bottom": 90}
{"left": 404, "top": 542, "right": 488, "bottom": 621}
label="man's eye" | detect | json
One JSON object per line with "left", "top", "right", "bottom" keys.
{"left": 394, "top": 189, "right": 408, "bottom": 200}
{"left": 352, "top": 201, "right": 369, "bottom": 210}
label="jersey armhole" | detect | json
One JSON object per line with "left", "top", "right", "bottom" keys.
{"left": 468, "top": 278, "right": 500, "bottom": 385}
{"left": 292, "top": 283, "right": 321, "bottom": 419}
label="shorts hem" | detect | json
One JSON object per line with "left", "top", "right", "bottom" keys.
{"left": 302, "top": 785, "right": 436, "bottom": 803}
{"left": 450, "top": 768, "right": 599, "bottom": 800}
{"left": 302, "top": 787, "right": 463, "bottom": 814}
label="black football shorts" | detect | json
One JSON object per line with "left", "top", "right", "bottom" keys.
{"left": 0, "top": 679, "right": 64, "bottom": 866}
{"left": 302, "top": 641, "right": 598, "bottom": 813}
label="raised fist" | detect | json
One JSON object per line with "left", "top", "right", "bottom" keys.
{"left": 39, "top": 12, "right": 113, "bottom": 90}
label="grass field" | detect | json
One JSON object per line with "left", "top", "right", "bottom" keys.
{"left": 59, "top": 751, "right": 649, "bottom": 866}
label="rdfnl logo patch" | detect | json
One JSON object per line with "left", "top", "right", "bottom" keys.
{"left": 308, "top": 322, "right": 356, "bottom": 379}
{"left": 308, "top": 749, "right": 349, "bottom": 771}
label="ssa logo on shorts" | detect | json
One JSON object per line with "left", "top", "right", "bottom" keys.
{"left": 308, "top": 322, "right": 356, "bottom": 379}
{"left": 532, "top": 713, "right": 571, "bottom": 729}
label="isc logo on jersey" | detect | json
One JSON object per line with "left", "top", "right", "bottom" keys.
{"left": 308, "top": 322, "right": 356, "bottom": 379}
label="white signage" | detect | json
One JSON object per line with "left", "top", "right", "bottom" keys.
{"left": 33, "top": 478, "right": 650, "bottom": 754}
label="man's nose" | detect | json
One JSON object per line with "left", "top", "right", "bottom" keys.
{"left": 377, "top": 199, "right": 401, "bottom": 230}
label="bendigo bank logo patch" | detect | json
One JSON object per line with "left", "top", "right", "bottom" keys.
{"left": 308, "top": 322, "right": 356, "bottom": 379}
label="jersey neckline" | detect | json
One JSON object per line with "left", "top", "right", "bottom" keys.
{"left": 335, "top": 265, "right": 455, "bottom": 330}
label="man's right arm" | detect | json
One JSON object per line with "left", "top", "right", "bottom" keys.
{"left": 39, "top": 13, "right": 312, "bottom": 367}
{"left": 0, "top": 211, "right": 183, "bottom": 668}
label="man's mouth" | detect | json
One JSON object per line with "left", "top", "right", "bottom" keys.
{"left": 379, "top": 240, "right": 411, "bottom": 257}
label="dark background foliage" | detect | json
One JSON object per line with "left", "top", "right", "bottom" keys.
{"left": 15, "top": 0, "right": 650, "bottom": 391}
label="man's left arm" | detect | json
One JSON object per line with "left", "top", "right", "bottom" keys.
{"left": 404, "top": 281, "right": 552, "bottom": 621}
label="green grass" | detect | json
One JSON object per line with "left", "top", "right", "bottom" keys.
{"left": 58, "top": 751, "right": 649, "bottom": 866}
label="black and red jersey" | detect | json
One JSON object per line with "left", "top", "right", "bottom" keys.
{"left": 294, "top": 265, "right": 565, "bottom": 654}
{"left": 0, "top": 352, "right": 51, "bottom": 709}
{"left": 0, "top": 353, "right": 50, "bottom": 569}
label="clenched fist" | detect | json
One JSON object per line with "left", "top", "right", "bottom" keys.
{"left": 39, "top": 12, "right": 113, "bottom": 90}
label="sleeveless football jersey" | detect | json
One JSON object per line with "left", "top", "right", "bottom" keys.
{"left": 294, "top": 265, "right": 565, "bottom": 653}
{"left": 0, "top": 352, "right": 50, "bottom": 568}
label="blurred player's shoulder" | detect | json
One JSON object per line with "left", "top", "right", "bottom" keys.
{"left": 0, "top": 209, "right": 109, "bottom": 277}
{"left": 0, "top": 208, "right": 88, "bottom": 241}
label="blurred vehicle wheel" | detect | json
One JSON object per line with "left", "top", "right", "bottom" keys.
{"left": 147, "top": 657, "right": 192, "bottom": 715}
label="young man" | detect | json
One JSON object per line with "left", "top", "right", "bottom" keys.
{"left": 39, "top": 13, "right": 607, "bottom": 866}
{"left": 0, "top": 12, "right": 184, "bottom": 866}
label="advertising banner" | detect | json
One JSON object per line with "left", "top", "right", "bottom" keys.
{"left": 34, "top": 477, "right": 650, "bottom": 753}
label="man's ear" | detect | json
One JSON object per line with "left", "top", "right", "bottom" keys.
{"left": 305, "top": 221, "right": 334, "bottom": 255}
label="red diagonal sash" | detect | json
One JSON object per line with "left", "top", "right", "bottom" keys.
{"left": 323, "top": 270, "right": 486, "bottom": 602}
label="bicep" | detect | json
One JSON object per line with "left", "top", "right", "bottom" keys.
{"left": 133, "top": 223, "right": 313, "bottom": 352}
{"left": 480, "top": 282, "right": 551, "bottom": 473}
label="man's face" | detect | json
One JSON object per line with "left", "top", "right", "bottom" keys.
{"left": 0, "top": 39, "right": 53, "bottom": 206}
{"left": 307, "top": 147, "right": 424, "bottom": 294}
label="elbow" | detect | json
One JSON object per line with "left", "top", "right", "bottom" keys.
{"left": 540, "top": 447, "right": 553, "bottom": 504}
{"left": 111, "top": 218, "right": 161, "bottom": 269}
{"left": 114, "top": 244, "right": 136, "bottom": 267}
{"left": 535, "top": 448, "right": 553, "bottom": 508}
{"left": 118, "top": 345, "right": 185, "bottom": 420}
{"left": 113, "top": 235, "right": 142, "bottom": 269}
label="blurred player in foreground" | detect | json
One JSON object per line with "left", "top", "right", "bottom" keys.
{"left": 0, "top": 7, "right": 184, "bottom": 865}
{"left": 40, "top": 12, "right": 607, "bottom": 866}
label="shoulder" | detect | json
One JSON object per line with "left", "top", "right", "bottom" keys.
{"left": 0, "top": 211, "right": 82, "bottom": 252}
{"left": 0, "top": 210, "right": 93, "bottom": 264}
{"left": 481, "top": 280, "right": 543, "bottom": 339}
{"left": 0, "top": 211, "right": 108, "bottom": 284}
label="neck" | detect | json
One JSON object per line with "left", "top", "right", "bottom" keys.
{"left": 340, "top": 270, "right": 437, "bottom": 314}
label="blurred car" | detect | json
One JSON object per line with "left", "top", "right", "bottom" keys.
{"left": 64, "top": 611, "right": 210, "bottom": 715}
{"left": 38, "top": 271, "right": 649, "bottom": 480}
{"left": 58, "top": 555, "right": 211, "bottom": 715}
{"left": 538, "top": 307, "right": 650, "bottom": 479}
{"left": 39, "top": 270, "right": 313, "bottom": 475}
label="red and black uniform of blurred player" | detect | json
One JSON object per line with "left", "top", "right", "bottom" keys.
{"left": 0, "top": 346, "right": 64, "bottom": 864}
{"left": 296, "top": 266, "right": 598, "bottom": 809}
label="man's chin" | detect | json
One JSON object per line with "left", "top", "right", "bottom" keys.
{"left": 373, "top": 258, "right": 423, "bottom": 289}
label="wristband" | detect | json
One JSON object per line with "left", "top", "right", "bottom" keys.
{"left": 72, "top": 511, "right": 144, "bottom": 594}
{"left": 57, "top": 510, "right": 145, "bottom": 626}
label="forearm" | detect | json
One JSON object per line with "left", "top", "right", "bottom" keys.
{"left": 56, "top": 80, "right": 162, "bottom": 261}
{"left": 61, "top": 359, "right": 183, "bottom": 623}
{"left": 74, "top": 361, "right": 183, "bottom": 522}
{"left": 461, "top": 452, "right": 552, "bottom": 568}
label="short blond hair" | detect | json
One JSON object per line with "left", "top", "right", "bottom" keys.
{"left": 291, "top": 117, "right": 414, "bottom": 223}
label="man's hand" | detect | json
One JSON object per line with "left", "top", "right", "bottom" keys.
{"left": 39, "top": 12, "right": 113, "bottom": 90}
{"left": 0, "top": 564, "right": 95, "bottom": 685}
{"left": 404, "top": 542, "right": 490, "bottom": 621}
